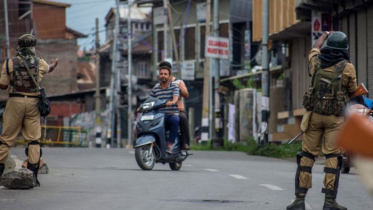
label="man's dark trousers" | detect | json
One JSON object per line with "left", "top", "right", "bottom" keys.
{"left": 179, "top": 111, "right": 190, "bottom": 146}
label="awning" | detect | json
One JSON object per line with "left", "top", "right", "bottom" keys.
{"left": 270, "top": 21, "right": 311, "bottom": 41}
{"left": 220, "top": 65, "right": 284, "bottom": 83}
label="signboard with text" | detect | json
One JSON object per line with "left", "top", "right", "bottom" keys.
{"left": 181, "top": 61, "right": 195, "bottom": 80}
{"left": 205, "top": 36, "right": 230, "bottom": 59}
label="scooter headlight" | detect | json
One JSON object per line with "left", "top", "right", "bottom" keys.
{"left": 142, "top": 102, "right": 155, "bottom": 110}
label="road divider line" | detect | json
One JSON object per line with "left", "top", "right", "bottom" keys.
{"left": 204, "top": 169, "right": 219, "bottom": 172}
{"left": 229, "top": 174, "right": 248, "bottom": 180}
{"left": 184, "top": 164, "right": 192, "bottom": 167}
{"left": 291, "top": 200, "right": 312, "bottom": 209}
{"left": 260, "top": 184, "right": 284, "bottom": 191}
{"left": 128, "top": 151, "right": 135, "bottom": 154}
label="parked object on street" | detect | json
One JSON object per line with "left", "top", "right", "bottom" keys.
{"left": 134, "top": 97, "right": 190, "bottom": 171}
{"left": 1, "top": 168, "right": 34, "bottom": 189}
{"left": 22, "top": 158, "right": 49, "bottom": 174}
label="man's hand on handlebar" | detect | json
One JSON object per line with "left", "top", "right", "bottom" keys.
{"left": 166, "top": 101, "right": 174, "bottom": 107}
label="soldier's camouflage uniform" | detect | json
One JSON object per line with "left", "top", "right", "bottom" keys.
{"left": 0, "top": 34, "right": 50, "bottom": 186}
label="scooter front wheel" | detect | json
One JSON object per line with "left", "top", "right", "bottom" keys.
{"left": 135, "top": 145, "right": 155, "bottom": 170}
{"left": 169, "top": 162, "right": 182, "bottom": 171}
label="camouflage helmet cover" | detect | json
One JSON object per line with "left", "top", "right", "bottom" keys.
{"left": 18, "top": 34, "right": 37, "bottom": 47}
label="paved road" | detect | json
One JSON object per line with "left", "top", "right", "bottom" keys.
{"left": 1, "top": 148, "right": 372, "bottom": 210}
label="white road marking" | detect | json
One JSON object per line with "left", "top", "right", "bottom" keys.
{"left": 229, "top": 174, "right": 248, "bottom": 180}
{"left": 184, "top": 164, "right": 192, "bottom": 167}
{"left": 291, "top": 200, "right": 312, "bottom": 209}
{"left": 260, "top": 184, "right": 284, "bottom": 191}
{"left": 204, "top": 169, "right": 219, "bottom": 172}
{"left": 128, "top": 151, "right": 135, "bottom": 154}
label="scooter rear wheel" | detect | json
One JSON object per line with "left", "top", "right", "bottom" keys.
{"left": 135, "top": 145, "right": 156, "bottom": 170}
{"left": 169, "top": 162, "right": 182, "bottom": 171}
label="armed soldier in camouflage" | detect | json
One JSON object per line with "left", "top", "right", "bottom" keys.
{"left": 287, "top": 32, "right": 356, "bottom": 210}
{"left": 0, "top": 34, "right": 58, "bottom": 187}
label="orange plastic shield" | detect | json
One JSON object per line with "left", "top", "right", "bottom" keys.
{"left": 337, "top": 113, "right": 373, "bottom": 158}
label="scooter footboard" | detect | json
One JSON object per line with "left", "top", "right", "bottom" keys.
{"left": 134, "top": 134, "right": 156, "bottom": 148}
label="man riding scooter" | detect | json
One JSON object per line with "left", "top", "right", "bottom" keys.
{"left": 157, "top": 61, "right": 191, "bottom": 150}
{"left": 149, "top": 64, "right": 180, "bottom": 154}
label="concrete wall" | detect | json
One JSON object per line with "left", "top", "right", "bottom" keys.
{"left": 234, "top": 88, "right": 256, "bottom": 142}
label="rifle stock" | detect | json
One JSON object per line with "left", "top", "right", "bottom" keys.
{"left": 352, "top": 83, "right": 368, "bottom": 98}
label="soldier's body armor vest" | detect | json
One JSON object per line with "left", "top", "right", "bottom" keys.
{"left": 11, "top": 57, "right": 39, "bottom": 93}
{"left": 303, "top": 58, "right": 350, "bottom": 117}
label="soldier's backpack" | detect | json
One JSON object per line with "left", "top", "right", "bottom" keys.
{"left": 303, "top": 57, "right": 350, "bottom": 116}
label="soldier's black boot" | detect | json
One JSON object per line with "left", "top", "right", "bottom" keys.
{"left": 286, "top": 196, "right": 305, "bottom": 210}
{"left": 323, "top": 195, "right": 347, "bottom": 210}
{"left": 0, "top": 163, "right": 4, "bottom": 177}
{"left": 27, "top": 163, "right": 40, "bottom": 187}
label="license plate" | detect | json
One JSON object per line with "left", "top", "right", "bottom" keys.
{"left": 141, "top": 115, "right": 154, "bottom": 121}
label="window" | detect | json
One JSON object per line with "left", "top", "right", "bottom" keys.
{"left": 136, "top": 62, "right": 147, "bottom": 78}
{"left": 19, "top": 0, "right": 31, "bottom": 19}
{"left": 184, "top": 27, "right": 195, "bottom": 60}
{"left": 157, "top": 31, "right": 164, "bottom": 62}
{"left": 173, "top": 29, "right": 180, "bottom": 61}
{"left": 200, "top": 25, "right": 206, "bottom": 58}
{"left": 219, "top": 23, "right": 229, "bottom": 38}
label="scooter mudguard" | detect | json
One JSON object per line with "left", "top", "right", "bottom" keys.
{"left": 134, "top": 134, "right": 156, "bottom": 148}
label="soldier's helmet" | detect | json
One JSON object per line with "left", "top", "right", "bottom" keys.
{"left": 325, "top": 31, "right": 349, "bottom": 50}
{"left": 18, "top": 34, "right": 37, "bottom": 47}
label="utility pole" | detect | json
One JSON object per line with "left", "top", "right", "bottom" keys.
{"left": 116, "top": 60, "right": 122, "bottom": 148}
{"left": 201, "top": 0, "right": 211, "bottom": 143}
{"left": 163, "top": 0, "right": 168, "bottom": 59}
{"left": 4, "top": 0, "right": 10, "bottom": 58}
{"left": 261, "top": 0, "right": 270, "bottom": 144}
{"left": 127, "top": 1, "right": 133, "bottom": 148}
{"left": 108, "top": 0, "right": 121, "bottom": 148}
{"left": 211, "top": 0, "right": 219, "bottom": 139}
{"left": 95, "top": 18, "right": 102, "bottom": 148}
{"left": 167, "top": 0, "right": 181, "bottom": 77}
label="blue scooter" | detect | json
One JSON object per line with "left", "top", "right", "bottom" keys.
{"left": 133, "top": 97, "right": 189, "bottom": 171}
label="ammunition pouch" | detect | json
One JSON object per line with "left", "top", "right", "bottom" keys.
{"left": 303, "top": 87, "right": 315, "bottom": 111}
{"left": 38, "top": 88, "right": 51, "bottom": 117}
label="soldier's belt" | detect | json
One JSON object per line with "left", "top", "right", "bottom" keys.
{"left": 9, "top": 93, "right": 39, "bottom": 98}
